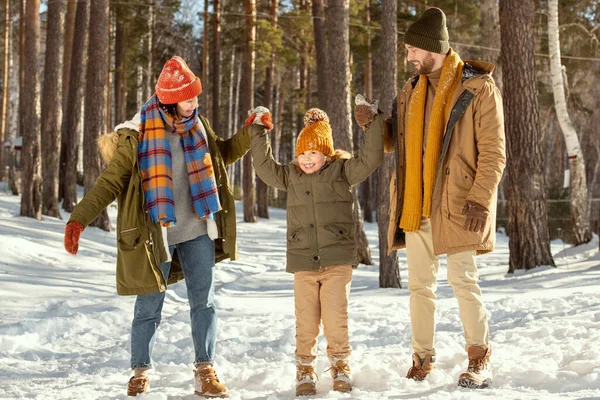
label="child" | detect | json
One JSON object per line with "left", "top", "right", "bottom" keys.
{"left": 245, "top": 103, "right": 383, "bottom": 396}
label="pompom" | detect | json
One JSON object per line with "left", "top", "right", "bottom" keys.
{"left": 303, "top": 108, "right": 329, "bottom": 127}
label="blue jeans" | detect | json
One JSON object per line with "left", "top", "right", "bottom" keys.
{"left": 130, "top": 234, "right": 217, "bottom": 369}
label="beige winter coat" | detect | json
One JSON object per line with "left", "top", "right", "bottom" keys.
{"left": 385, "top": 60, "right": 506, "bottom": 256}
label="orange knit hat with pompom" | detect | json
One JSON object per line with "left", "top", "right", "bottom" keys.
{"left": 296, "top": 108, "right": 335, "bottom": 157}
{"left": 155, "top": 56, "right": 203, "bottom": 104}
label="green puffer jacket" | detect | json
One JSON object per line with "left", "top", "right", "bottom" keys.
{"left": 249, "top": 114, "right": 384, "bottom": 273}
{"left": 69, "top": 115, "right": 250, "bottom": 295}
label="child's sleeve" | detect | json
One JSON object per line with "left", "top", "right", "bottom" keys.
{"left": 249, "top": 124, "right": 289, "bottom": 191}
{"left": 342, "top": 113, "right": 384, "bottom": 186}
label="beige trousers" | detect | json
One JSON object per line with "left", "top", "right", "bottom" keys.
{"left": 294, "top": 265, "right": 353, "bottom": 362}
{"left": 406, "top": 217, "right": 489, "bottom": 358}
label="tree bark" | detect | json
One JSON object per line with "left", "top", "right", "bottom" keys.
{"left": 0, "top": 0, "right": 10, "bottom": 173}
{"left": 61, "top": 0, "right": 89, "bottom": 213}
{"left": 114, "top": 5, "right": 127, "bottom": 124}
{"left": 17, "top": 0, "right": 23, "bottom": 137}
{"left": 19, "top": 0, "right": 42, "bottom": 219}
{"left": 377, "top": 0, "right": 400, "bottom": 288}
{"left": 362, "top": 0, "right": 374, "bottom": 223}
{"left": 312, "top": 0, "right": 328, "bottom": 109}
{"left": 41, "top": 0, "right": 65, "bottom": 218}
{"left": 241, "top": 0, "right": 256, "bottom": 222}
{"left": 211, "top": 0, "right": 221, "bottom": 135}
{"left": 547, "top": 0, "right": 592, "bottom": 246}
{"left": 84, "top": 0, "right": 111, "bottom": 231}
{"left": 201, "top": 0, "right": 209, "bottom": 117}
{"left": 500, "top": 0, "right": 555, "bottom": 272}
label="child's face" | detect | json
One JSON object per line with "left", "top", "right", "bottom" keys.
{"left": 176, "top": 96, "right": 199, "bottom": 118}
{"left": 297, "top": 150, "right": 326, "bottom": 174}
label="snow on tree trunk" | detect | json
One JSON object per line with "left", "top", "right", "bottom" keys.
{"left": 547, "top": 0, "right": 592, "bottom": 246}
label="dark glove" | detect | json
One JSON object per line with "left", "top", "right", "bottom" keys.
{"left": 245, "top": 106, "right": 273, "bottom": 131}
{"left": 64, "top": 221, "right": 84, "bottom": 255}
{"left": 354, "top": 94, "right": 379, "bottom": 127}
{"left": 460, "top": 200, "right": 490, "bottom": 233}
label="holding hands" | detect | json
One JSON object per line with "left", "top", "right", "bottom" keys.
{"left": 354, "top": 94, "right": 379, "bottom": 127}
{"left": 245, "top": 106, "right": 274, "bottom": 131}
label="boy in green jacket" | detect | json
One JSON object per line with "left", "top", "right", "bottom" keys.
{"left": 245, "top": 103, "right": 383, "bottom": 396}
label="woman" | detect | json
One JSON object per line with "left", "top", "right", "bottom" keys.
{"left": 64, "top": 56, "right": 249, "bottom": 398}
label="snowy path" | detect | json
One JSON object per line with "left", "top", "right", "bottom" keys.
{"left": 0, "top": 192, "right": 599, "bottom": 399}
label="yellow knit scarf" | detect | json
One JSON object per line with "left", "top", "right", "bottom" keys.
{"left": 399, "top": 49, "right": 464, "bottom": 232}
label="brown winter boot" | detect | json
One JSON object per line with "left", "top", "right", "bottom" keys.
{"left": 327, "top": 358, "right": 352, "bottom": 392}
{"left": 127, "top": 376, "right": 149, "bottom": 396}
{"left": 194, "top": 364, "right": 230, "bottom": 398}
{"left": 458, "top": 346, "right": 492, "bottom": 389}
{"left": 406, "top": 353, "right": 435, "bottom": 381}
{"left": 295, "top": 362, "right": 318, "bottom": 396}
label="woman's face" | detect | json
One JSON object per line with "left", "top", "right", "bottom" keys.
{"left": 297, "top": 150, "right": 326, "bottom": 174}
{"left": 176, "top": 97, "right": 199, "bottom": 118}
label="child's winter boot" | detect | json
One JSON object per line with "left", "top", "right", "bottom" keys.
{"left": 295, "top": 360, "right": 318, "bottom": 396}
{"left": 327, "top": 358, "right": 352, "bottom": 392}
{"left": 406, "top": 353, "right": 435, "bottom": 381}
{"left": 194, "top": 364, "right": 230, "bottom": 398}
{"left": 458, "top": 346, "right": 492, "bottom": 389}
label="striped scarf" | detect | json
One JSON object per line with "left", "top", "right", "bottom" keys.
{"left": 138, "top": 95, "right": 221, "bottom": 227}
{"left": 400, "top": 49, "right": 463, "bottom": 232}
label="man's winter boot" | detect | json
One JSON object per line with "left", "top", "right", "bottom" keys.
{"left": 458, "top": 346, "right": 492, "bottom": 389}
{"left": 295, "top": 360, "right": 318, "bottom": 396}
{"left": 406, "top": 353, "right": 435, "bottom": 381}
{"left": 127, "top": 370, "right": 149, "bottom": 396}
{"left": 327, "top": 358, "right": 352, "bottom": 392}
{"left": 194, "top": 364, "right": 230, "bottom": 398}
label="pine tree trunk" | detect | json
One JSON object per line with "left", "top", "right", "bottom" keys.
{"left": 84, "top": 0, "right": 110, "bottom": 231}
{"left": 41, "top": 0, "right": 65, "bottom": 218}
{"left": 211, "top": 0, "right": 221, "bottom": 135}
{"left": 61, "top": 0, "right": 89, "bottom": 213}
{"left": 311, "top": 0, "right": 328, "bottom": 109}
{"left": 327, "top": 0, "right": 371, "bottom": 265}
{"left": 19, "top": 0, "right": 42, "bottom": 219}
{"left": 0, "top": 0, "right": 10, "bottom": 173}
{"left": 500, "top": 0, "right": 555, "bottom": 272}
{"left": 58, "top": 0, "right": 76, "bottom": 201}
{"left": 17, "top": 0, "right": 23, "bottom": 138}
{"left": 241, "top": 0, "right": 256, "bottom": 223}
{"left": 547, "top": 0, "right": 591, "bottom": 246}
{"left": 114, "top": 6, "right": 127, "bottom": 124}
{"left": 362, "top": 0, "right": 374, "bottom": 223}
{"left": 378, "top": 0, "right": 400, "bottom": 288}
{"left": 201, "top": 0, "right": 209, "bottom": 117}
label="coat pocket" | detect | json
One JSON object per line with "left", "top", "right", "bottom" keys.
{"left": 288, "top": 227, "right": 309, "bottom": 250}
{"left": 322, "top": 222, "right": 354, "bottom": 248}
{"left": 118, "top": 227, "right": 142, "bottom": 250}
{"left": 447, "top": 156, "right": 475, "bottom": 216}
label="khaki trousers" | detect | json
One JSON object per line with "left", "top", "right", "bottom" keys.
{"left": 406, "top": 217, "right": 489, "bottom": 358}
{"left": 294, "top": 265, "right": 353, "bottom": 362}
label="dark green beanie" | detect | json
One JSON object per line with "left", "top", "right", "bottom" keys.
{"left": 403, "top": 7, "right": 449, "bottom": 54}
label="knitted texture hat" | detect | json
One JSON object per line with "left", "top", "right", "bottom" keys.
{"left": 403, "top": 7, "right": 449, "bottom": 54}
{"left": 296, "top": 108, "right": 334, "bottom": 157}
{"left": 155, "top": 56, "right": 203, "bottom": 104}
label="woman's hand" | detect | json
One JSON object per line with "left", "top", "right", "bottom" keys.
{"left": 245, "top": 106, "right": 274, "bottom": 131}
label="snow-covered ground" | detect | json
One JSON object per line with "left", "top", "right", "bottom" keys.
{"left": 0, "top": 189, "right": 599, "bottom": 400}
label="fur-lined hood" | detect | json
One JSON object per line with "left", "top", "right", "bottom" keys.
{"left": 97, "top": 113, "right": 141, "bottom": 164}
{"left": 290, "top": 149, "right": 352, "bottom": 173}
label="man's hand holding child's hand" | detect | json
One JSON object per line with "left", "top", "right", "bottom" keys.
{"left": 354, "top": 94, "right": 379, "bottom": 127}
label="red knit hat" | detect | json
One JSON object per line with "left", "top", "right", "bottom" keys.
{"left": 155, "top": 56, "right": 202, "bottom": 104}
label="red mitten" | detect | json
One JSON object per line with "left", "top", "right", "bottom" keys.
{"left": 64, "top": 221, "right": 84, "bottom": 255}
{"left": 259, "top": 113, "right": 274, "bottom": 130}
{"left": 244, "top": 113, "right": 256, "bottom": 128}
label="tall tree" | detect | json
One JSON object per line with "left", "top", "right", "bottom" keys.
{"left": 362, "top": 0, "right": 374, "bottom": 223}
{"left": 41, "top": 0, "right": 65, "bottom": 218}
{"left": 61, "top": 0, "right": 89, "bottom": 212}
{"left": 378, "top": 0, "right": 400, "bottom": 288}
{"left": 311, "top": 0, "right": 328, "bottom": 108}
{"left": 327, "top": 0, "right": 371, "bottom": 265}
{"left": 547, "top": 0, "right": 592, "bottom": 246}
{"left": 114, "top": 4, "right": 127, "bottom": 124}
{"left": 84, "top": 0, "right": 111, "bottom": 231}
{"left": 257, "top": 0, "right": 279, "bottom": 219}
{"left": 19, "top": 0, "right": 41, "bottom": 219}
{"left": 500, "top": 0, "right": 555, "bottom": 272}
{"left": 241, "top": 0, "right": 256, "bottom": 223}
{"left": 0, "top": 0, "right": 9, "bottom": 171}
{"left": 201, "top": 0, "right": 209, "bottom": 116}
{"left": 17, "top": 0, "right": 23, "bottom": 137}
{"left": 211, "top": 0, "right": 221, "bottom": 135}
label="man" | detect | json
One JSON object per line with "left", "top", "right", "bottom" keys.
{"left": 355, "top": 7, "right": 505, "bottom": 389}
